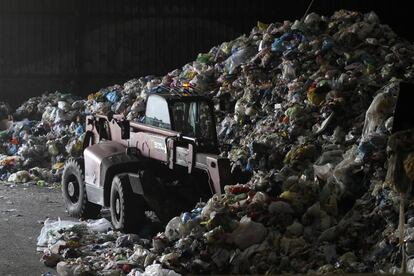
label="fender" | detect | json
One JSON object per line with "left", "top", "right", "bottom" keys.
{"left": 83, "top": 141, "right": 140, "bottom": 206}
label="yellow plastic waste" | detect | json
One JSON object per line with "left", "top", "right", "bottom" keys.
{"left": 284, "top": 144, "right": 316, "bottom": 164}
{"left": 280, "top": 191, "right": 299, "bottom": 201}
{"left": 53, "top": 162, "right": 65, "bottom": 170}
{"left": 257, "top": 21, "right": 270, "bottom": 31}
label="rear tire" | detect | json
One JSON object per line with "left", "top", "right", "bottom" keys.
{"left": 62, "top": 158, "right": 101, "bottom": 218}
{"left": 110, "top": 175, "right": 146, "bottom": 233}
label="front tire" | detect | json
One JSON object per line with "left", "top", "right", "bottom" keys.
{"left": 61, "top": 158, "right": 101, "bottom": 218}
{"left": 110, "top": 175, "right": 145, "bottom": 233}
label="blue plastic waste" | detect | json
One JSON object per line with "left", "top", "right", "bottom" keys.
{"left": 75, "top": 125, "right": 85, "bottom": 136}
{"left": 245, "top": 160, "right": 253, "bottom": 172}
{"left": 322, "top": 38, "right": 334, "bottom": 51}
{"left": 180, "top": 207, "right": 203, "bottom": 224}
{"left": 105, "top": 91, "right": 120, "bottom": 104}
{"left": 272, "top": 32, "right": 305, "bottom": 54}
{"left": 7, "top": 144, "right": 18, "bottom": 155}
{"left": 181, "top": 212, "right": 192, "bottom": 224}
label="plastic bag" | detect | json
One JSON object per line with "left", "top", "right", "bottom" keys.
{"left": 224, "top": 46, "right": 255, "bottom": 74}
{"left": 75, "top": 125, "right": 84, "bottom": 136}
{"left": 65, "top": 138, "right": 83, "bottom": 156}
{"left": 37, "top": 218, "right": 111, "bottom": 250}
{"left": 57, "top": 101, "right": 71, "bottom": 111}
{"left": 54, "top": 109, "right": 74, "bottom": 123}
{"left": 164, "top": 216, "right": 181, "bottom": 242}
{"left": 134, "top": 264, "right": 181, "bottom": 276}
{"left": 7, "top": 143, "right": 18, "bottom": 155}
{"left": 129, "top": 245, "right": 150, "bottom": 265}
{"left": 201, "top": 195, "right": 225, "bottom": 219}
{"left": 37, "top": 218, "right": 80, "bottom": 249}
{"left": 228, "top": 216, "right": 267, "bottom": 249}
{"left": 196, "top": 53, "right": 211, "bottom": 64}
{"left": 8, "top": 170, "right": 31, "bottom": 183}
{"left": 189, "top": 72, "right": 214, "bottom": 92}
{"left": 361, "top": 90, "right": 396, "bottom": 139}
{"left": 313, "top": 163, "right": 334, "bottom": 182}
{"left": 332, "top": 146, "right": 363, "bottom": 196}
{"left": 251, "top": 192, "right": 268, "bottom": 204}
{"left": 271, "top": 32, "right": 304, "bottom": 54}
{"left": 106, "top": 91, "right": 120, "bottom": 104}
{"left": 41, "top": 249, "right": 61, "bottom": 267}
{"left": 47, "top": 141, "right": 60, "bottom": 156}
{"left": 86, "top": 218, "right": 112, "bottom": 232}
{"left": 281, "top": 60, "right": 296, "bottom": 80}
{"left": 408, "top": 259, "right": 414, "bottom": 274}
{"left": 56, "top": 261, "right": 92, "bottom": 276}
{"left": 315, "top": 149, "right": 343, "bottom": 166}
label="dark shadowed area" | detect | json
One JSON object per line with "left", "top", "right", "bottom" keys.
{"left": 0, "top": 0, "right": 412, "bottom": 107}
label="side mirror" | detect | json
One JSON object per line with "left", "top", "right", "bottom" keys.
{"left": 120, "top": 120, "right": 130, "bottom": 139}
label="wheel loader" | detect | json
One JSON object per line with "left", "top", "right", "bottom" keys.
{"left": 61, "top": 88, "right": 234, "bottom": 232}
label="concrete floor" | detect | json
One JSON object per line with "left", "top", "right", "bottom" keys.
{"left": 0, "top": 183, "right": 71, "bottom": 276}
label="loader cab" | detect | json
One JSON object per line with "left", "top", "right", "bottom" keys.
{"left": 145, "top": 93, "right": 218, "bottom": 152}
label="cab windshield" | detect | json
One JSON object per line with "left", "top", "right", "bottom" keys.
{"left": 171, "top": 101, "right": 215, "bottom": 141}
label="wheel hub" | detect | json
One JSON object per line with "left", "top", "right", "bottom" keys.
{"left": 68, "top": 181, "right": 75, "bottom": 197}
{"left": 115, "top": 198, "right": 120, "bottom": 215}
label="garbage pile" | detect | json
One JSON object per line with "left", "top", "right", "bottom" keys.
{"left": 0, "top": 93, "right": 87, "bottom": 185}
{"left": 0, "top": 9, "right": 406, "bottom": 274}
{"left": 38, "top": 218, "right": 180, "bottom": 276}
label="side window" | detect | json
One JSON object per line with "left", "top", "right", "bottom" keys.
{"left": 97, "top": 118, "right": 111, "bottom": 140}
{"left": 145, "top": 96, "right": 171, "bottom": 129}
{"left": 172, "top": 102, "right": 192, "bottom": 135}
{"left": 170, "top": 101, "right": 215, "bottom": 140}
